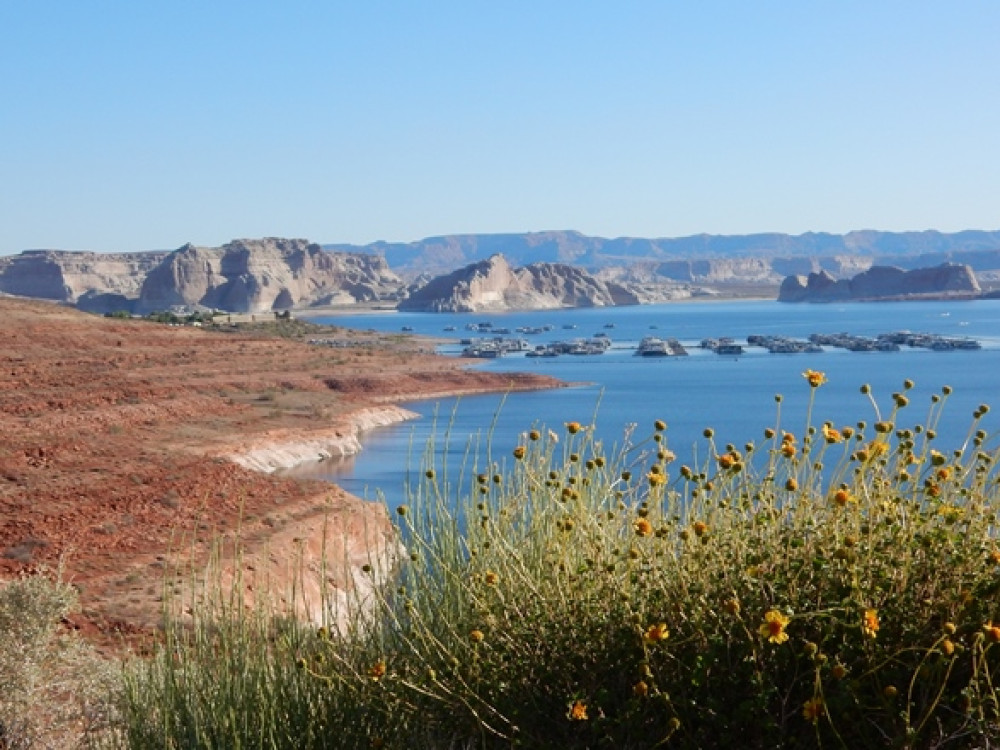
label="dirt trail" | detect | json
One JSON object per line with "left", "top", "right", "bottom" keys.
{"left": 0, "top": 298, "right": 561, "bottom": 646}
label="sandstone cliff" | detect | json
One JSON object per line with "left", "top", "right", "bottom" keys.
{"left": 135, "top": 238, "right": 403, "bottom": 314}
{"left": 0, "top": 250, "right": 168, "bottom": 312}
{"left": 0, "top": 239, "right": 405, "bottom": 314}
{"left": 778, "top": 263, "right": 981, "bottom": 302}
{"left": 398, "top": 254, "right": 625, "bottom": 312}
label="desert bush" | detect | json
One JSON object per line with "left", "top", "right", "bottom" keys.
{"left": 115, "top": 374, "right": 1000, "bottom": 748}
{"left": 0, "top": 570, "right": 118, "bottom": 748}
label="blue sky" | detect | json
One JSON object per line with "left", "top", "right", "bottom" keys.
{"left": 2, "top": 1, "right": 998, "bottom": 253}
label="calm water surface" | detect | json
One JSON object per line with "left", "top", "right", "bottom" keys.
{"left": 292, "top": 300, "right": 1000, "bottom": 506}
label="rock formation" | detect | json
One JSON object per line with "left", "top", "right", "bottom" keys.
{"left": 0, "top": 238, "right": 405, "bottom": 314}
{"left": 778, "top": 263, "right": 981, "bottom": 302}
{"left": 398, "top": 254, "right": 627, "bottom": 312}
{"left": 134, "top": 238, "right": 403, "bottom": 314}
{"left": 4, "top": 231, "right": 999, "bottom": 314}
{"left": 0, "top": 250, "right": 168, "bottom": 312}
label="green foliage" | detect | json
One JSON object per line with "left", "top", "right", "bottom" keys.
{"left": 144, "top": 310, "right": 215, "bottom": 325}
{"left": 113, "top": 377, "right": 1000, "bottom": 748}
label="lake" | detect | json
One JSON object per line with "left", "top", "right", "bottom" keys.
{"left": 291, "top": 299, "right": 1000, "bottom": 507}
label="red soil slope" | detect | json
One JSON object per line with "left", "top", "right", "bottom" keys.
{"left": 0, "top": 298, "right": 560, "bottom": 645}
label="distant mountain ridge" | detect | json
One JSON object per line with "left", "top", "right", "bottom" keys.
{"left": 326, "top": 229, "right": 1000, "bottom": 278}
{"left": 3, "top": 229, "right": 1000, "bottom": 314}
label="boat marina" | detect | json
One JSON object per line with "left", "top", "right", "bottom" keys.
{"left": 452, "top": 328, "right": 983, "bottom": 359}
{"left": 636, "top": 336, "right": 688, "bottom": 356}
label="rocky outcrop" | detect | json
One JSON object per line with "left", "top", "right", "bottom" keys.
{"left": 0, "top": 239, "right": 406, "bottom": 314}
{"left": 778, "top": 270, "right": 851, "bottom": 302}
{"left": 135, "top": 238, "right": 404, "bottom": 314}
{"left": 779, "top": 263, "right": 981, "bottom": 302}
{"left": 0, "top": 250, "right": 167, "bottom": 310}
{"left": 398, "top": 254, "right": 623, "bottom": 312}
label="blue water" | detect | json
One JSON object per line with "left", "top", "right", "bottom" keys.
{"left": 292, "top": 300, "right": 1000, "bottom": 506}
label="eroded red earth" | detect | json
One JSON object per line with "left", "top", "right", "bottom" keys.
{"left": 0, "top": 298, "right": 560, "bottom": 647}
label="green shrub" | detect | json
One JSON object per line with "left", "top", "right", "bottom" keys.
{"left": 115, "top": 375, "right": 1000, "bottom": 748}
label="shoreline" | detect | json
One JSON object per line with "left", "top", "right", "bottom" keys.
{"left": 223, "top": 405, "right": 421, "bottom": 473}
{"left": 295, "top": 293, "right": 780, "bottom": 319}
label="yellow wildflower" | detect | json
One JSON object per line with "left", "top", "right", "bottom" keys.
{"left": 803, "top": 369, "right": 827, "bottom": 388}
{"left": 692, "top": 521, "right": 708, "bottom": 537}
{"left": 512, "top": 445, "right": 526, "bottom": 460}
{"left": 645, "top": 623, "right": 670, "bottom": 643}
{"left": 984, "top": 623, "right": 1000, "bottom": 643}
{"left": 862, "top": 609, "right": 879, "bottom": 638}
{"left": 867, "top": 440, "right": 889, "bottom": 459}
{"left": 469, "top": 629, "right": 485, "bottom": 643}
{"left": 633, "top": 680, "right": 649, "bottom": 698}
{"left": 647, "top": 471, "right": 666, "bottom": 487}
{"left": 565, "top": 421, "right": 584, "bottom": 435}
{"left": 781, "top": 442, "right": 797, "bottom": 459}
{"left": 484, "top": 571, "right": 499, "bottom": 586}
{"left": 939, "top": 504, "right": 962, "bottom": 523}
{"left": 369, "top": 660, "right": 387, "bottom": 681}
{"left": 802, "top": 697, "right": 824, "bottom": 723}
{"left": 567, "top": 700, "right": 588, "bottom": 721}
{"left": 832, "top": 488, "right": 853, "bottom": 507}
{"left": 759, "top": 610, "right": 790, "bottom": 644}
{"left": 822, "top": 424, "right": 843, "bottom": 443}
{"left": 634, "top": 518, "right": 653, "bottom": 537}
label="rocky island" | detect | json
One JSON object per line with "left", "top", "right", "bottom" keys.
{"left": 778, "top": 262, "right": 981, "bottom": 302}
{"left": 398, "top": 253, "right": 639, "bottom": 312}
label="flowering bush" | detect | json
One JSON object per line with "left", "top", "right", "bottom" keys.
{"left": 119, "top": 375, "right": 1000, "bottom": 748}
